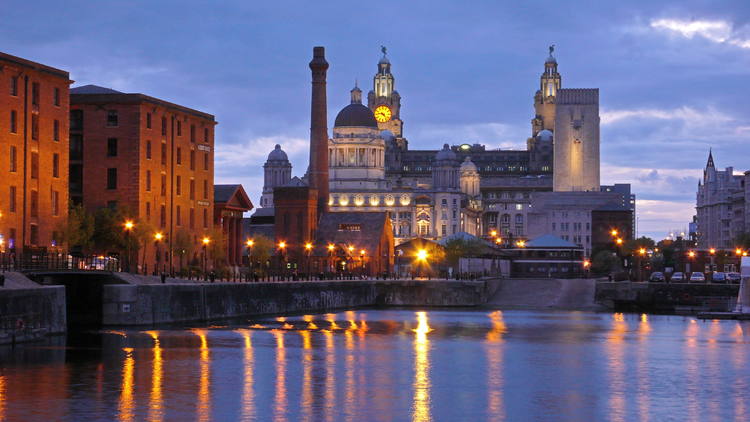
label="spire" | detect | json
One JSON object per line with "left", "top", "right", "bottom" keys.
{"left": 706, "top": 148, "right": 715, "bottom": 168}
{"left": 350, "top": 81, "right": 362, "bottom": 104}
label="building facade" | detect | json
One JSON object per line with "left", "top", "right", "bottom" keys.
{"left": 0, "top": 52, "right": 71, "bottom": 254}
{"left": 696, "top": 151, "right": 750, "bottom": 249}
{"left": 257, "top": 47, "right": 608, "bottom": 249}
{"left": 70, "top": 85, "right": 216, "bottom": 272}
{"left": 213, "top": 184, "right": 253, "bottom": 268}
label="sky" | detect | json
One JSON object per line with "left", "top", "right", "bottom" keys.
{"left": 4, "top": 1, "right": 750, "bottom": 240}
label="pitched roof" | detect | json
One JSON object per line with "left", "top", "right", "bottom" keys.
{"left": 70, "top": 84, "right": 123, "bottom": 95}
{"left": 525, "top": 234, "right": 579, "bottom": 248}
{"left": 214, "top": 184, "right": 253, "bottom": 211}
{"left": 314, "top": 212, "right": 390, "bottom": 256}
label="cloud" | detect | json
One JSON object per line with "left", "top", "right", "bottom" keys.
{"left": 650, "top": 18, "right": 750, "bottom": 49}
{"left": 601, "top": 106, "right": 732, "bottom": 127}
{"left": 410, "top": 122, "right": 528, "bottom": 150}
{"left": 636, "top": 199, "right": 695, "bottom": 239}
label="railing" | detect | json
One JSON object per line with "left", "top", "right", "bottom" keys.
{"left": 0, "top": 252, "right": 121, "bottom": 272}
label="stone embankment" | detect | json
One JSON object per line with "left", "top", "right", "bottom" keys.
{"left": 486, "top": 277, "right": 604, "bottom": 311}
{"left": 0, "top": 272, "right": 66, "bottom": 345}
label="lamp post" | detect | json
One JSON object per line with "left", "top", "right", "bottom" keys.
{"left": 327, "top": 244, "right": 335, "bottom": 276}
{"left": 154, "top": 232, "right": 164, "bottom": 275}
{"left": 123, "top": 220, "right": 134, "bottom": 273}
{"left": 416, "top": 248, "right": 428, "bottom": 279}
{"left": 278, "top": 241, "right": 286, "bottom": 280}
{"left": 687, "top": 250, "right": 695, "bottom": 276}
{"left": 202, "top": 236, "right": 210, "bottom": 280}
{"left": 360, "top": 249, "right": 366, "bottom": 278}
{"left": 246, "top": 239, "right": 254, "bottom": 282}
{"left": 583, "top": 259, "right": 591, "bottom": 278}
{"left": 709, "top": 247, "right": 716, "bottom": 280}
{"left": 305, "top": 242, "right": 313, "bottom": 280}
{"left": 638, "top": 248, "right": 647, "bottom": 282}
{"left": 347, "top": 245, "right": 354, "bottom": 277}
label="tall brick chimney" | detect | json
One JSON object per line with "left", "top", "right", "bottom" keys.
{"left": 309, "top": 46, "right": 329, "bottom": 216}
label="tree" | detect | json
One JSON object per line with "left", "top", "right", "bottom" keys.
{"left": 173, "top": 228, "right": 194, "bottom": 271}
{"left": 591, "top": 249, "right": 620, "bottom": 274}
{"left": 57, "top": 203, "right": 94, "bottom": 254}
{"left": 248, "top": 235, "right": 274, "bottom": 276}
{"left": 442, "top": 237, "right": 486, "bottom": 269}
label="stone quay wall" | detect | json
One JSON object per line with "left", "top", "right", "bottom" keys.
{"left": 102, "top": 279, "right": 500, "bottom": 326}
{"left": 0, "top": 285, "right": 66, "bottom": 344}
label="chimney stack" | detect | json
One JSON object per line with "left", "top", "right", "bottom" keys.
{"left": 309, "top": 46, "right": 329, "bottom": 216}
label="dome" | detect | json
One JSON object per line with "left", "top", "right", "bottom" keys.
{"left": 546, "top": 54, "right": 556, "bottom": 64}
{"left": 537, "top": 129, "right": 553, "bottom": 142}
{"left": 379, "top": 55, "right": 390, "bottom": 65}
{"left": 460, "top": 156, "right": 478, "bottom": 172}
{"left": 380, "top": 130, "right": 395, "bottom": 143}
{"left": 435, "top": 144, "right": 457, "bottom": 162}
{"left": 267, "top": 144, "right": 289, "bottom": 162}
{"left": 334, "top": 103, "right": 378, "bottom": 128}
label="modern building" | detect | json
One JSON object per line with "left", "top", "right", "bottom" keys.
{"left": 696, "top": 150, "right": 749, "bottom": 249}
{"left": 601, "top": 183, "right": 636, "bottom": 236}
{"left": 0, "top": 52, "right": 71, "bottom": 254}
{"left": 510, "top": 234, "right": 585, "bottom": 278}
{"left": 69, "top": 85, "right": 216, "bottom": 273}
{"left": 256, "top": 47, "right": 607, "bottom": 248}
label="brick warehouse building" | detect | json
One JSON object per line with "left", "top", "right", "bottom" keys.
{"left": 70, "top": 85, "right": 216, "bottom": 273}
{"left": 0, "top": 52, "right": 71, "bottom": 254}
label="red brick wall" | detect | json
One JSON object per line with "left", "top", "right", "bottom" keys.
{"left": 0, "top": 53, "right": 70, "bottom": 252}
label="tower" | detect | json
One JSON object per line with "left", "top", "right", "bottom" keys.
{"left": 432, "top": 144, "right": 459, "bottom": 190}
{"left": 261, "top": 144, "right": 292, "bottom": 208}
{"left": 553, "top": 89, "right": 600, "bottom": 192}
{"left": 531, "top": 45, "right": 561, "bottom": 136}
{"left": 460, "top": 157, "right": 480, "bottom": 197}
{"left": 309, "top": 46, "right": 330, "bottom": 216}
{"left": 367, "top": 46, "right": 403, "bottom": 137}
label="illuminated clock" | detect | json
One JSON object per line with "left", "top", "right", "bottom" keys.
{"left": 374, "top": 105, "right": 392, "bottom": 123}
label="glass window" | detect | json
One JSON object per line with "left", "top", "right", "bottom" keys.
{"left": 107, "top": 138, "right": 118, "bottom": 157}
{"left": 107, "top": 168, "right": 117, "bottom": 189}
{"left": 107, "top": 110, "right": 118, "bottom": 127}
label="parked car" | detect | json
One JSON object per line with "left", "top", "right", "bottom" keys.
{"left": 649, "top": 272, "right": 665, "bottom": 282}
{"left": 670, "top": 272, "right": 685, "bottom": 282}
{"left": 689, "top": 272, "right": 706, "bottom": 282}
{"left": 711, "top": 272, "right": 727, "bottom": 283}
{"left": 727, "top": 272, "right": 742, "bottom": 284}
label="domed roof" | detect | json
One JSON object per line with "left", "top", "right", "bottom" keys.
{"left": 546, "top": 54, "right": 556, "bottom": 64}
{"left": 435, "top": 144, "right": 457, "bottom": 162}
{"left": 460, "top": 156, "right": 478, "bottom": 172}
{"left": 334, "top": 103, "right": 378, "bottom": 128}
{"left": 380, "top": 130, "right": 395, "bottom": 143}
{"left": 379, "top": 55, "right": 390, "bottom": 65}
{"left": 267, "top": 144, "right": 289, "bottom": 162}
{"left": 536, "top": 129, "right": 553, "bottom": 142}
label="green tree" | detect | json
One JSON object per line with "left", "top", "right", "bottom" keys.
{"left": 173, "top": 228, "right": 194, "bottom": 271}
{"left": 442, "top": 237, "right": 485, "bottom": 269}
{"left": 248, "top": 235, "right": 274, "bottom": 276}
{"left": 591, "top": 249, "right": 620, "bottom": 274}
{"left": 57, "top": 203, "right": 94, "bottom": 253}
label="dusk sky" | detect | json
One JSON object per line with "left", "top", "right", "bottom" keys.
{"left": 6, "top": 1, "right": 750, "bottom": 240}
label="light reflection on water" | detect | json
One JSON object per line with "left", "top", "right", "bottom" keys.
{"left": 1, "top": 310, "right": 750, "bottom": 422}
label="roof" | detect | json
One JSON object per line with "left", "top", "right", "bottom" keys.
{"left": 334, "top": 103, "right": 378, "bottom": 128}
{"left": 0, "top": 51, "right": 70, "bottom": 79}
{"left": 525, "top": 234, "right": 579, "bottom": 248}
{"left": 70, "top": 84, "right": 123, "bottom": 94}
{"left": 314, "top": 212, "right": 390, "bottom": 256}
{"left": 214, "top": 184, "right": 253, "bottom": 211}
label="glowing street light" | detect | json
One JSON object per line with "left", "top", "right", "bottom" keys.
{"left": 490, "top": 230, "right": 498, "bottom": 238}
{"left": 348, "top": 245, "right": 354, "bottom": 253}
{"left": 638, "top": 248, "right": 646, "bottom": 256}
{"left": 709, "top": 248, "right": 716, "bottom": 255}
{"left": 123, "top": 220, "right": 135, "bottom": 272}
{"left": 495, "top": 237, "right": 503, "bottom": 245}
{"left": 278, "top": 241, "right": 286, "bottom": 250}
{"left": 515, "top": 240, "right": 526, "bottom": 248}
{"left": 202, "top": 237, "right": 211, "bottom": 246}
{"left": 124, "top": 220, "right": 135, "bottom": 231}
{"left": 154, "top": 232, "right": 164, "bottom": 241}
{"left": 305, "top": 242, "right": 313, "bottom": 251}
{"left": 610, "top": 229, "right": 618, "bottom": 237}
{"left": 246, "top": 239, "right": 254, "bottom": 248}
{"left": 616, "top": 238, "right": 623, "bottom": 245}
{"left": 687, "top": 250, "right": 696, "bottom": 258}
{"left": 327, "top": 244, "right": 335, "bottom": 252}
{"left": 736, "top": 248, "right": 743, "bottom": 256}
{"left": 416, "top": 249, "right": 428, "bottom": 261}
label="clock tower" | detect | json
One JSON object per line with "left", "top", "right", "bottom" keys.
{"left": 367, "top": 46, "right": 403, "bottom": 137}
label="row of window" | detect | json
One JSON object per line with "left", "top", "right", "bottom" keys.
{"left": 144, "top": 202, "right": 209, "bottom": 230}
{"left": 552, "top": 222, "right": 589, "bottom": 232}
{"left": 103, "top": 110, "right": 211, "bottom": 143}
{"left": 142, "top": 170, "right": 209, "bottom": 200}
{"left": 8, "top": 111, "right": 62, "bottom": 141}
{"left": 399, "top": 165, "right": 529, "bottom": 172}
{"left": 7, "top": 186, "right": 61, "bottom": 217}
{"left": 8, "top": 77, "right": 61, "bottom": 107}
{"left": 7, "top": 146, "right": 61, "bottom": 178}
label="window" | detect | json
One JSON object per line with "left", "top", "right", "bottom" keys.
{"left": 203, "top": 152, "right": 208, "bottom": 170}
{"left": 9, "top": 186, "right": 16, "bottom": 212}
{"left": 10, "top": 76, "right": 18, "bottom": 96}
{"left": 161, "top": 142, "right": 167, "bottom": 165}
{"left": 160, "top": 205, "right": 166, "bottom": 228}
{"left": 441, "top": 224, "right": 446, "bottom": 236}
{"left": 189, "top": 208, "right": 195, "bottom": 228}
{"left": 70, "top": 134, "right": 83, "bottom": 160}
{"left": 53, "top": 119, "right": 60, "bottom": 141}
{"left": 146, "top": 140, "right": 152, "bottom": 159}
{"left": 30, "top": 224, "right": 38, "bottom": 245}
{"left": 52, "top": 153, "right": 59, "bottom": 178}
{"left": 176, "top": 175, "right": 181, "bottom": 196}
{"left": 146, "top": 170, "right": 151, "bottom": 191}
{"left": 70, "top": 110, "right": 83, "bottom": 131}
{"left": 30, "top": 190, "right": 38, "bottom": 217}
{"left": 107, "top": 138, "right": 118, "bottom": 157}
{"left": 31, "top": 153, "right": 38, "bottom": 179}
{"left": 338, "top": 224, "right": 361, "bottom": 231}
{"left": 9, "top": 146, "right": 16, "bottom": 172}
{"left": 51, "top": 191, "right": 59, "bottom": 216}
{"left": 203, "top": 208, "right": 208, "bottom": 228}
{"left": 177, "top": 120, "right": 182, "bottom": 136}
{"left": 107, "top": 168, "right": 117, "bottom": 189}
{"left": 161, "top": 174, "right": 166, "bottom": 196}
{"left": 10, "top": 110, "right": 17, "bottom": 133}
{"left": 176, "top": 147, "right": 182, "bottom": 164}
{"left": 204, "top": 127, "right": 209, "bottom": 143}
{"left": 190, "top": 150, "right": 195, "bottom": 170}
{"left": 190, "top": 124, "right": 196, "bottom": 142}
{"left": 146, "top": 112, "right": 152, "bottom": 129}
{"left": 189, "top": 179, "right": 195, "bottom": 199}
{"left": 54, "top": 87, "right": 60, "bottom": 106}
{"left": 144, "top": 202, "right": 151, "bottom": 219}
{"left": 176, "top": 205, "right": 182, "bottom": 226}
{"left": 203, "top": 180, "right": 207, "bottom": 199}
{"left": 107, "top": 110, "right": 118, "bottom": 127}
{"left": 31, "top": 82, "right": 39, "bottom": 106}
{"left": 31, "top": 115, "right": 38, "bottom": 140}
{"left": 161, "top": 116, "right": 167, "bottom": 136}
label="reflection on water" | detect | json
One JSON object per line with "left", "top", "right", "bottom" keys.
{"left": 2, "top": 310, "right": 750, "bottom": 422}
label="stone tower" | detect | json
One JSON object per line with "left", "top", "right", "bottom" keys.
{"left": 531, "top": 46, "right": 561, "bottom": 136}
{"left": 553, "top": 88, "right": 600, "bottom": 192}
{"left": 309, "top": 46, "right": 330, "bottom": 216}
{"left": 460, "top": 157, "right": 480, "bottom": 197}
{"left": 261, "top": 144, "right": 292, "bottom": 208}
{"left": 367, "top": 47, "right": 403, "bottom": 137}
{"left": 432, "top": 144, "right": 459, "bottom": 190}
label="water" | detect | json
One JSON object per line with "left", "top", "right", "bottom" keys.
{"left": 1, "top": 309, "right": 749, "bottom": 422}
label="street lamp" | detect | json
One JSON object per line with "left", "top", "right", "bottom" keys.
{"left": 305, "top": 242, "right": 313, "bottom": 280}
{"left": 202, "top": 236, "right": 210, "bottom": 280}
{"left": 687, "top": 250, "right": 695, "bottom": 275}
{"left": 278, "top": 241, "right": 286, "bottom": 279}
{"left": 709, "top": 247, "right": 716, "bottom": 277}
{"left": 359, "top": 249, "right": 366, "bottom": 277}
{"left": 415, "top": 248, "right": 428, "bottom": 279}
{"left": 583, "top": 259, "right": 591, "bottom": 278}
{"left": 515, "top": 240, "right": 526, "bottom": 248}
{"left": 490, "top": 230, "right": 498, "bottom": 238}
{"left": 123, "top": 220, "right": 134, "bottom": 273}
{"left": 154, "top": 232, "right": 164, "bottom": 275}
{"left": 611, "top": 229, "right": 618, "bottom": 237}
{"left": 327, "top": 243, "right": 335, "bottom": 275}
{"left": 246, "top": 239, "right": 254, "bottom": 281}
{"left": 638, "top": 248, "right": 647, "bottom": 281}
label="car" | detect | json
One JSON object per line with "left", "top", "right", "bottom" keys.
{"left": 727, "top": 272, "right": 742, "bottom": 284}
{"left": 711, "top": 272, "right": 727, "bottom": 283}
{"left": 689, "top": 272, "right": 706, "bottom": 283}
{"left": 670, "top": 272, "right": 685, "bottom": 282}
{"left": 649, "top": 272, "right": 665, "bottom": 282}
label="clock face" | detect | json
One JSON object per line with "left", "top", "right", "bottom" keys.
{"left": 374, "top": 105, "right": 392, "bottom": 123}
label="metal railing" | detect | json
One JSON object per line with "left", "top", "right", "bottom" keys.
{"left": 0, "top": 252, "right": 121, "bottom": 272}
